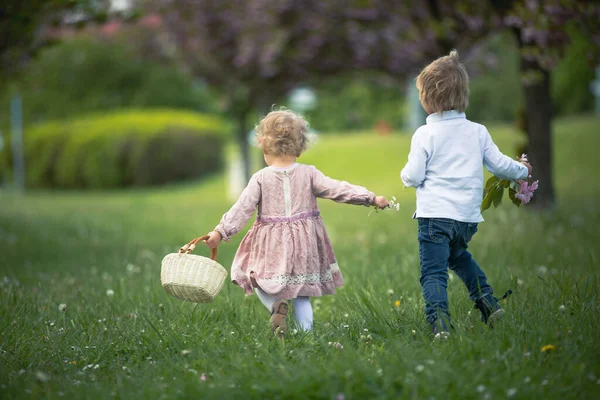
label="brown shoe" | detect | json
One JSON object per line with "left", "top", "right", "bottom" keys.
{"left": 270, "top": 300, "right": 289, "bottom": 337}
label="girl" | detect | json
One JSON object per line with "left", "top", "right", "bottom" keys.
{"left": 204, "top": 110, "right": 389, "bottom": 336}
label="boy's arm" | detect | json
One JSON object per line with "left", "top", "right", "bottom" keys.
{"left": 482, "top": 129, "right": 529, "bottom": 180}
{"left": 400, "top": 130, "right": 427, "bottom": 188}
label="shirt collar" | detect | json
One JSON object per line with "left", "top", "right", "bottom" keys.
{"left": 426, "top": 110, "right": 466, "bottom": 124}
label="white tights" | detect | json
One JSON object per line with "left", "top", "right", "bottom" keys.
{"left": 255, "top": 288, "right": 313, "bottom": 331}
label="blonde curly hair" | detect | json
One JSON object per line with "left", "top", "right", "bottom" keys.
{"left": 255, "top": 109, "right": 310, "bottom": 157}
{"left": 416, "top": 50, "right": 469, "bottom": 114}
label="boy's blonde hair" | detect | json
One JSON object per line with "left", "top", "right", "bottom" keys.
{"left": 416, "top": 50, "right": 469, "bottom": 114}
{"left": 255, "top": 109, "right": 310, "bottom": 156}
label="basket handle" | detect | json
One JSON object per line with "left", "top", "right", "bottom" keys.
{"left": 178, "top": 235, "right": 217, "bottom": 260}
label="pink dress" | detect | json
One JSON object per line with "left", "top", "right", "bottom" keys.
{"left": 215, "top": 163, "right": 375, "bottom": 300}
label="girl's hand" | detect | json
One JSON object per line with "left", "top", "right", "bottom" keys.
{"left": 374, "top": 196, "right": 390, "bottom": 209}
{"left": 204, "top": 231, "right": 222, "bottom": 249}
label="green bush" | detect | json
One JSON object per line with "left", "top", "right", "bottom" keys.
{"left": 1, "top": 109, "right": 226, "bottom": 189}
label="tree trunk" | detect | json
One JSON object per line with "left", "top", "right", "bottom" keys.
{"left": 236, "top": 108, "right": 252, "bottom": 183}
{"left": 520, "top": 56, "right": 556, "bottom": 209}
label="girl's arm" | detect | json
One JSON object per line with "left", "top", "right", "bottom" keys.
{"left": 311, "top": 166, "right": 376, "bottom": 206}
{"left": 213, "top": 173, "right": 261, "bottom": 242}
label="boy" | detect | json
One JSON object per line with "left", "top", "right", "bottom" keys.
{"left": 401, "top": 50, "right": 532, "bottom": 338}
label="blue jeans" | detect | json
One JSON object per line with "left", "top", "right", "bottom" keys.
{"left": 418, "top": 218, "right": 494, "bottom": 325}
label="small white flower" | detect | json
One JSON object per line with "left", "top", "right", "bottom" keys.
{"left": 524, "top": 352, "right": 531, "bottom": 357}
{"left": 415, "top": 365, "right": 424, "bottom": 373}
{"left": 411, "top": 330, "right": 416, "bottom": 336}
{"left": 476, "top": 384, "right": 486, "bottom": 393}
{"left": 517, "top": 278, "right": 525, "bottom": 286}
{"left": 559, "top": 304, "right": 566, "bottom": 312}
{"left": 93, "top": 364, "right": 100, "bottom": 370}
{"left": 542, "top": 379, "right": 548, "bottom": 385}
{"left": 524, "top": 376, "right": 531, "bottom": 383}
{"left": 376, "top": 368, "right": 383, "bottom": 376}
{"left": 292, "top": 329, "right": 298, "bottom": 335}
{"left": 106, "top": 289, "right": 114, "bottom": 297}
{"left": 58, "top": 304, "right": 67, "bottom": 312}
{"left": 35, "top": 371, "right": 50, "bottom": 383}
{"left": 181, "top": 349, "right": 191, "bottom": 356}
{"left": 507, "top": 388, "right": 517, "bottom": 397}
{"left": 387, "top": 289, "right": 394, "bottom": 295}
{"left": 425, "top": 359, "right": 434, "bottom": 365}
{"left": 537, "top": 265, "right": 548, "bottom": 275}
{"left": 230, "top": 331, "right": 235, "bottom": 335}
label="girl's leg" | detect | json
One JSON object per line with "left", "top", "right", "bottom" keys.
{"left": 255, "top": 288, "right": 277, "bottom": 311}
{"left": 256, "top": 288, "right": 289, "bottom": 335}
{"left": 293, "top": 296, "right": 313, "bottom": 331}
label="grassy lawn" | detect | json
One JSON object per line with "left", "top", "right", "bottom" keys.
{"left": 1, "top": 115, "right": 599, "bottom": 399}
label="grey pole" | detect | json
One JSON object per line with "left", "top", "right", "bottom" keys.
{"left": 10, "top": 94, "right": 25, "bottom": 193}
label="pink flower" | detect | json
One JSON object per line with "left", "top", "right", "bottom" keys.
{"left": 200, "top": 373, "right": 207, "bottom": 381}
{"left": 515, "top": 180, "right": 538, "bottom": 204}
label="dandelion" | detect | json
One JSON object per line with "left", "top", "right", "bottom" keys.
{"left": 200, "top": 373, "right": 207, "bottom": 382}
{"left": 541, "top": 344, "right": 556, "bottom": 352}
{"left": 411, "top": 330, "right": 416, "bottom": 336}
{"left": 35, "top": 371, "right": 50, "bottom": 383}
{"left": 536, "top": 265, "right": 548, "bottom": 275}
{"left": 387, "top": 289, "right": 394, "bottom": 296}
{"left": 394, "top": 300, "right": 401, "bottom": 307}
{"left": 415, "top": 365, "right": 424, "bottom": 373}
{"left": 58, "top": 304, "right": 67, "bottom": 312}
{"left": 559, "top": 305, "right": 566, "bottom": 312}
{"left": 106, "top": 289, "right": 115, "bottom": 297}
{"left": 507, "top": 388, "right": 517, "bottom": 397}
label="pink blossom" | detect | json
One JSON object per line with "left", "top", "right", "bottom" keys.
{"left": 515, "top": 180, "right": 538, "bottom": 204}
{"left": 200, "top": 373, "right": 207, "bottom": 381}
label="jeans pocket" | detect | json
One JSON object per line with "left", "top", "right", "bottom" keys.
{"left": 428, "top": 219, "right": 453, "bottom": 243}
{"left": 466, "top": 223, "right": 478, "bottom": 242}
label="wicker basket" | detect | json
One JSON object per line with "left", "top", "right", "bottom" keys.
{"left": 161, "top": 235, "right": 227, "bottom": 303}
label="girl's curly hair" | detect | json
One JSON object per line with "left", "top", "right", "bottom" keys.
{"left": 255, "top": 109, "right": 310, "bottom": 157}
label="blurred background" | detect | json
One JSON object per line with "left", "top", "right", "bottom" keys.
{"left": 1, "top": 0, "right": 598, "bottom": 208}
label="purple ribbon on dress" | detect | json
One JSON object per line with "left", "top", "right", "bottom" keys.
{"left": 257, "top": 210, "right": 320, "bottom": 224}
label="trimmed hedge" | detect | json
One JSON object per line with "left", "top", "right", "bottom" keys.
{"left": 1, "top": 109, "right": 226, "bottom": 189}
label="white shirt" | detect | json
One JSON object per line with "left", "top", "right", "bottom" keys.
{"left": 400, "top": 110, "right": 529, "bottom": 223}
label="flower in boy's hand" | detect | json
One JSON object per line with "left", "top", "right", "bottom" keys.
{"left": 520, "top": 153, "right": 528, "bottom": 163}
{"left": 515, "top": 179, "right": 539, "bottom": 204}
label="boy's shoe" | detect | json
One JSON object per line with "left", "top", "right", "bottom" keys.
{"left": 270, "top": 300, "right": 289, "bottom": 337}
{"left": 431, "top": 317, "right": 451, "bottom": 340}
{"left": 474, "top": 293, "right": 504, "bottom": 328}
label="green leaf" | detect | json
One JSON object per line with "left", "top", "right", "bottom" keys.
{"left": 481, "top": 188, "right": 495, "bottom": 212}
{"left": 502, "top": 179, "right": 511, "bottom": 188}
{"left": 485, "top": 176, "right": 500, "bottom": 190}
{"left": 509, "top": 188, "right": 521, "bottom": 207}
{"left": 492, "top": 185, "right": 504, "bottom": 208}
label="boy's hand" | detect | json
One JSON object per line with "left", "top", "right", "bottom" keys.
{"left": 374, "top": 196, "right": 390, "bottom": 209}
{"left": 521, "top": 161, "right": 533, "bottom": 177}
{"left": 204, "top": 231, "right": 222, "bottom": 249}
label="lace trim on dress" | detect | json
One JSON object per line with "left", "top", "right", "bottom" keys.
{"left": 257, "top": 210, "right": 320, "bottom": 224}
{"left": 259, "top": 263, "right": 340, "bottom": 286}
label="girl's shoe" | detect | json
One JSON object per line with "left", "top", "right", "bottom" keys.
{"left": 270, "top": 300, "right": 289, "bottom": 337}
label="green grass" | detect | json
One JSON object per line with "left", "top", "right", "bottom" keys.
{"left": 1, "top": 115, "right": 599, "bottom": 399}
